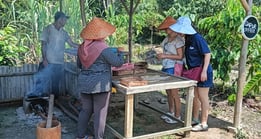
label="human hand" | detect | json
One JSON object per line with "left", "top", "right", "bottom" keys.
{"left": 157, "top": 53, "right": 164, "bottom": 59}
{"left": 200, "top": 71, "right": 207, "bottom": 82}
{"left": 43, "top": 59, "right": 48, "bottom": 67}
{"left": 117, "top": 47, "right": 125, "bottom": 52}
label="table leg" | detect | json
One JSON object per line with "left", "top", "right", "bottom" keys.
{"left": 125, "top": 94, "right": 134, "bottom": 138}
{"left": 134, "top": 95, "right": 139, "bottom": 110}
{"left": 184, "top": 86, "right": 194, "bottom": 137}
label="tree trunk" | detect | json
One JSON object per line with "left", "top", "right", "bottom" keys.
{"left": 128, "top": 0, "right": 134, "bottom": 63}
{"left": 79, "top": 0, "right": 86, "bottom": 26}
{"left": 59, "top": 0, "right": 62, "bottom": 11}
{"left": 120, "top": 0, "right": 140, "bottom": 63}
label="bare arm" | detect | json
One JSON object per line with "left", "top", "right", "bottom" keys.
{"left": 41, "top": 41, "right": 48, "bottom": 66}
{"left": 67, "top": 37, "right": 79, "bottom": 48}
{"left": 201, "top": 53, "right": 211, "bottom": 81}
{"left": 157, "top": 47, "right": 184, "bottom": 60}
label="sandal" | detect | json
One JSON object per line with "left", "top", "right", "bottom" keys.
{"left": 160, "top": 112, "right": 174, "bottom": 120}
{"left": 76, "top": 135, "right": 93, "bottom": 139}
{"left": 142, "top": 98, "right": 150, "bottom": 104}
{"left": 158, "top": 98, "right": 167, "bottom": 104}
{"left": 191, "top": 119, "right": 200, "bottom": 126}
{"left": 191, "top": 124, "right": 208, "bottom": 132}
{"left": 164, "top": 116, "right": 178, "bottom": 124}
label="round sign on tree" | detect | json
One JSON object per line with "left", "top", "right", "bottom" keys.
{"left": 241, "top": 15, "right": 259, "bottom": 40}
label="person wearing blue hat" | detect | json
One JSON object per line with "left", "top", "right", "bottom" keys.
{"left": 170, "top": 16, "right": 213, "bottom": 132}
{"left": 26, "top": 11, "right": 79, "bottom": 99}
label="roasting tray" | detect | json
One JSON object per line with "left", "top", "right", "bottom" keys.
{"left": 120, "top": 77, "right": 148, "bottom": 87}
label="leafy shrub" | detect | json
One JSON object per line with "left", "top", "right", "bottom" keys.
{"left": 198, "top": 0, "right": 261, "bottom": 103}
{"left": 0, "top": 26, "right": 29, "bottom": 66}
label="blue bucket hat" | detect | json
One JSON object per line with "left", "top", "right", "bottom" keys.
{"left": 169, "top": 16, "right": 196, "bottom": 35}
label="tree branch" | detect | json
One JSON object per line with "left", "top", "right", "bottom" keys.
{"left": 120, "top": 0, "right": 130, "bottom": 15}
{"left": 240, "top": 0, "right": 250, "bottom": 12}
{"left": 133, "top": 0, "right": 141, "bottom": 12}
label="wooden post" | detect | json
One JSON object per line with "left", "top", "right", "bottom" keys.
{"left": 124, "top": 94, "right": 134, "bottom": 138}
{"left": 184, "top": 87, "right": 194, "bottom": 137}
{"left": 234, "top": 0, "right": 252, "bottom": 128}
{"left": 46, "top": 94, "right": 55, "bottom": 128}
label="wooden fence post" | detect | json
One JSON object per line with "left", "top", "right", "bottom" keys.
{"left": 234, "top": 0, "right": 253, "bottom": 128}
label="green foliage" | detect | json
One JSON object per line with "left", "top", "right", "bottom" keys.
{"left": 198, "top": 0, "right": 245, "bottom": 81}
{"left": 161, "top": 0, "right": 225, "bottom": 20}
{"left": 0, "top": 0, "right": 57, "bottom": 64}
{"left": 105, "top": 4, "right": 129, "bottom": 45}
{"left": 0, "top": 0, "right": 260, "bottom": 100}
{"left": 228, "top": 94, "right": 237, "bottom": 105}
{"left": 244, "top": 5, "right": 261, "bottom": 97}
{"left": 63, "top": 0, "right": 95, "bottom": 40}
{"left": 198, "top": 0, "right": 261, "bottom": 102}
{"left": 244, "top": 72, "right": 261, "bottom": 96}
{"left": 105, "top": 0, "right": 163, "bottom": 45}
{"left": 134, "top": 0, "right": 163, "bottom": 44}
{"left": 235, "top": 128, "right": 248, "bottom": 139}
{"left": 0, "top": 25, "right": 29, "bottom": 66}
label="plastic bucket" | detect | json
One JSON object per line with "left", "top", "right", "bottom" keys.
{"left": 36, "top": 120, "right": 61, "bottom": 139}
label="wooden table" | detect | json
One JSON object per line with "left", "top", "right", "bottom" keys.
{"left": 107, "top": 69, "right": 197, "bottom": 139}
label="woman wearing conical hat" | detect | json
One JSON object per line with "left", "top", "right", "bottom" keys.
{"left": 157, "top": 16, "right": 185, "bottom": 124}
{"left": 76, "top": 17, "right": 124, "bottom": 139}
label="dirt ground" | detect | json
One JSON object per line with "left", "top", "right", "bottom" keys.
{"left": 0, "top": 90, "right": 260, "bottom": 139}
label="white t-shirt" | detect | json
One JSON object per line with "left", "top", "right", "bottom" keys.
{"left": 161, "top": 36, "right": 185, "bottom": 69}
{"left": 40, "top": 24, "right": 69, "bottom": 64}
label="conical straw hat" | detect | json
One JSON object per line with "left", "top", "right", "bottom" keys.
{"left": 158, "top": 16, "right": 176, "bottom": 30}
{"left": 80, "top": 17, "right": 116, "bottom": 40}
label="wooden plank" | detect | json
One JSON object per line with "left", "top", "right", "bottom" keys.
{"left": 124, "top": 94, "right": 134, "bottom": 138}
{"left": 0, "top": 64, "right": 38, "bottom": 101}
{"left": 107, "top": 122, "right": 191, "bottom": 139}
{"left": 130, "top": 127, "right": 191, "bottom": 139}
{"left": 0, "top": 71, "right": 36, "bottom": 77}
{"left": 139, "top": 101, "right": 183, "bottom": 123}
{"left": 0, "top": 63, "right": 79, "bottom": 101}
{"left": 113, "top": 80, "right": 197, "bottom": 95}
{"left": 120, "top": 77, "right": 147, "bottom": 87}
{"left": 55, "top": 100, "right": 78, "bottom": 122}
{"left": 112, "top": 68, "right": 197, "bottom": 95}
{"left": 184, "top": 87, "right": 194, "bottom": 137}
{"left": 106, "top": 124, "right": 125, "bottom": 139}
{"left": 234, "top": 0, "right": 252, "bottom": 128}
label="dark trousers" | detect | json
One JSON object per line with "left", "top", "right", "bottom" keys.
{"left": 28, "top": 63, "right": 64, "bottom": 97}
{"left": 77, "top": 92, "right": 110, "bottom": 139}
{"left": 48, "top": 64, "right": 64, "bottom": 95}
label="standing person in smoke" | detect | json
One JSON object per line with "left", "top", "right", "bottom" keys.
{"left": 26, "top": 11, "right": 79, "bottom": 99}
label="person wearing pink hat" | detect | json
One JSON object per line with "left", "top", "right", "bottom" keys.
{"left": 170, "top": 16, "right": 213, "bottom": 131}
{"left": 157, "top": 16, "right": 185, "bottom": 124}
{"left": 76, "top": 17, "right": 124, "bottom": 139}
